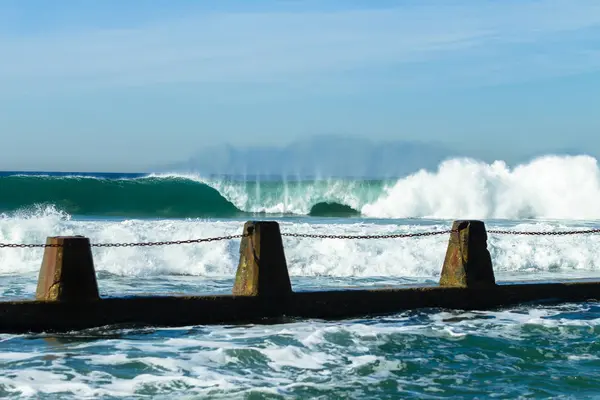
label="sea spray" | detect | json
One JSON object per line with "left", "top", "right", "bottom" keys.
{"left": 2, "top": 155, "right": 600, "bottom": 219}
{"left": 362, "top": 155, "right": 600, "bottom": 219}
{"left": 2, "top": 157, "right": 600, "bottom": 399}
{"left": 1, "top": 207, "right": 600, "bottom": 280}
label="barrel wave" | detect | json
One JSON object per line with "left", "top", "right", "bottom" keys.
{"left": 3, "top": 155, "right": 600, "bottom": 219}
{"left": 309, "top": 202, "right": 360, "bottom": 217}
{"left": 0, "top": 175, "right": 370, "bottom": 218}
{"left": 0, "top": 176, "right": 242, "bottom": 218}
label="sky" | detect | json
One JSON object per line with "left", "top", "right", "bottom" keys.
{"left": 0, "top": 0, "right": 599, "bottom": 172}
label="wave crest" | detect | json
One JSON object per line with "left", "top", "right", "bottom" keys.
{"left": 2, "top": 154, "right": 600, "bottom": 220}
{"left": 361, "top": 155, "right": 600, "bottom": 220}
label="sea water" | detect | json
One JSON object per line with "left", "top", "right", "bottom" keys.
{"left": 1, "top": 158, "right": 600, "bottom": 398}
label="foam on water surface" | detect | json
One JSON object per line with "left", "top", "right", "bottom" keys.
{"left": 1, "top": 303, "right": 599, "bottom": 398}
{"left": 1, "top": 207, "right": 600, "bottom": 285}
{"left": 2, "top": 208, "right": 600, "bottom": 397}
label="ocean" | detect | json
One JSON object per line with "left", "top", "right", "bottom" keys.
{"left": 1, "top": 163, "right": 600, "bottom": 399}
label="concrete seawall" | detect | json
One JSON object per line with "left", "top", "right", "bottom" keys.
{"left": 0, "top": 220, "right": 598, "bottom": 333}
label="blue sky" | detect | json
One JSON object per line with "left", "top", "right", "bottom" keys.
{"left": 0, "top": 0, "right": 599, "bottom": 172}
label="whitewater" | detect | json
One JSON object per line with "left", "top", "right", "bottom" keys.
{"left": 2, "top": 155, "right": 600, "bottom": 398}
{"left": 3, "top": 154, "right": 600, "bottom": 220}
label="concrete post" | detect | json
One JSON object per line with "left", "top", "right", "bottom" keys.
{"left": 233, "top": 221, "right": 293, "bottom": 298}
{"left": 36, "top": 236, "right": 100, "bottom": 301}
{"left": 440, "top": 220, "right": 496, "bottom": 288}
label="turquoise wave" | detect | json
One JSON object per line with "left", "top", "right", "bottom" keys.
{"left": 0, "top": 175, "right": 386, "bottom": 218}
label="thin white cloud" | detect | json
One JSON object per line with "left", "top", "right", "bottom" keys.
{"left": 1, "top": 0, "right": 599, "bottom": 91}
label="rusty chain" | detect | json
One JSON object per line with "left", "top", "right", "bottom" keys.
{"left": 1, "top": 227, "right": 600, "bottom": 248}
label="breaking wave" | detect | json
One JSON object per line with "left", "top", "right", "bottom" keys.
{"left": 2, "top": 155, "right": 600, "bottom": 220}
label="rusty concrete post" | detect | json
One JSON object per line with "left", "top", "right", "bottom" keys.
{"left": 233, "top": 221, "right": 292, "bottom": 298}
{"left": 36, "top": 236, "right": 100, "bottom": 301}
{"left": 440, "top": 220, "right": 496, "bottom": 288}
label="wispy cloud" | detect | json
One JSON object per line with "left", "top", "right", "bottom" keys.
{"left": 1, "top": 0, "right": 600, "bottom": 92}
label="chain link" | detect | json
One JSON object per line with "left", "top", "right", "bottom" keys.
{"left": 0, "top": 234, "right": 245, "bottom": 248}
{"left": 281, "top": 229, "right": 456, "bottom": 239}
{"left": 90, "top": 234, "right": 245, "bottom": 247}
{"left": 2, "top": 227, "right": 600, "bottom": 248}
{"left": 487, "top": 228, "right": 600, "bottom": 236}
{"left": 0, "top": 243, "right": 63, "bottom": 248}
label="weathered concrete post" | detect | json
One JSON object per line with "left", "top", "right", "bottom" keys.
{"left": 233, "top": 221, "right": 293, "bottom": 298}
{"left": 440, "top": 220, "right": 496, "bottom": 288}
{"left": 36, "top": 236, "right": 100, "bottom": 301}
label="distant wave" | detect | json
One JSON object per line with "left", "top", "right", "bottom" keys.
{"left": 2, "top": 154, "right": 600, "bottom": 219}
{"left": 0, "top": 175, "right": 241, "bottom": 218}
{"left": 0, "top": 174, "right": 375, "bottom": 218}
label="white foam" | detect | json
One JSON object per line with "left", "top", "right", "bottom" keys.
{"left": 0, "top": 369, "right": 101, "bottom": 398}
{"left": 2, "top": 208, "right": 600, "bottom": 281}
{"left": 153, "top": 155, "right": 600, "bottom": 220}
{"left": 362, "top": 155, "right": 600, "bottom": 220}
{"left": 2, "top": 306, "right": 599, "bottom": 398}
{"left": 568, "top": 354, "right": 599, "bottom": 361}
{"left": 0, "top": 352, "right": 37, "bottom": 362}
{"left": 0, "top": 207, "right": 240, "bottom": 277}
{"left": 83, "top": 353, "right": 130, "bottom": 365}
{"left": 13, "top": 155, "right": 600, "bottom": 220}
{"left": 262, "top": 346, "right": 333, "bottom": 370}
